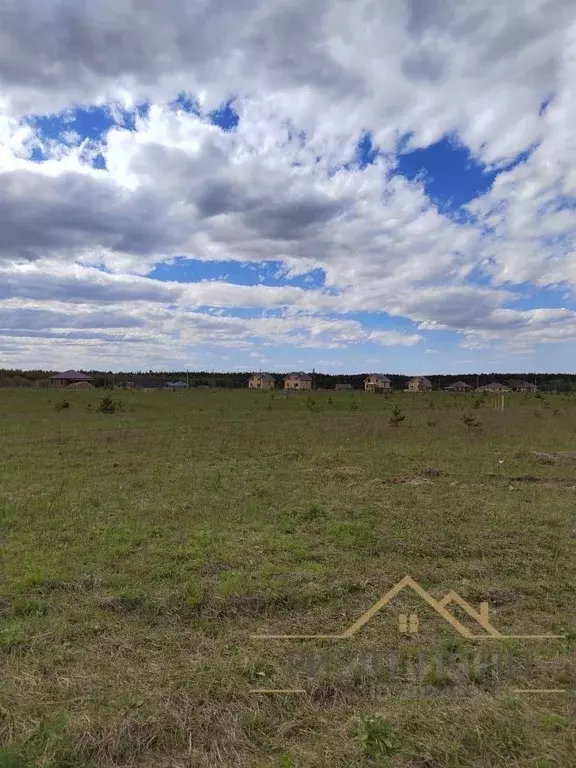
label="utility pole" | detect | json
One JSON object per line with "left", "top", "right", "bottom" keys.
{"left": 186, "top": 368, "right": 189, "bottom": 388}
{"left": 312, "top": 367, "right": 316, "bottom": 390}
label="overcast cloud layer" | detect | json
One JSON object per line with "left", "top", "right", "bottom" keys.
{"left": 0, "top": 0, "right": 575, "bottom": 372}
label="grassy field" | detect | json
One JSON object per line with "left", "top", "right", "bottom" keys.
{"left": 0, "top": 387, "right": 574, "bottom": 767}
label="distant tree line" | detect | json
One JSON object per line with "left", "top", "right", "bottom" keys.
{"left": 1, "top": 368, "right": 576, "bottom": 391}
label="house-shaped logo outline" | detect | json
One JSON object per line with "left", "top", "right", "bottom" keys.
{"left": 251, "top": 575, "right": 565, "bottom": 640}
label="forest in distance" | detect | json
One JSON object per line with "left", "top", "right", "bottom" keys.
{"left": 2, "top": 368, "right": 576, "bottom": 391}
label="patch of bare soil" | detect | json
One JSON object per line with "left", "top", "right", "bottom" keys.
{"left": 532, "top": 450, "right": 576, "bottom": 463}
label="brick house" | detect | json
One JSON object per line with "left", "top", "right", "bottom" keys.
{"left": 284, "top": 372, "right": 312, "bottom": 390}
{"left": 444, "top": 380, "right": 474, "bottom": 392}
{"left": 407, "top": 376, "right": 432, "bottom": 392}
{"left": 508, "top": 379, "right": 538, "bottom": 392}
{"left": 48, "top": 370, "right": 94, "bottom": 388}
{"left": 248, "top": 373, "right": 276, "bottom": 390}
{"left": 476, "top": 382, "right": 511, "bottom": 393}
{"left": 364, "top": 374, "right": 391, "bottom": 392}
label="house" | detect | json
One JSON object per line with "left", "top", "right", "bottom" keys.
{"left": 335, "top": 382, "right": 353, "bottom": 391}
{"left": 248, "top": 373, "right": 276, "bottom": 390}
{"left": 166, "top": 381, "right": 188, "bottom": 389}
{"left": 364, "top": 374, "right": 391, "bottom": 392}
{"left": 445, "top": 380, "right": 474, "bottom": 393}
{"left": 407, "top": 376, "right": 432, "bottom": 392}
{"left": 508, "top": 379, "right": 538, "bottom": 393}
{"left": 284, "top": 372, "right": 312, "bottom": 390}
{"left": 48, "top": 370, "right": 94, "bottom": 388}
{"left": 476, "top": 382, "right": 511, "bottom": 393}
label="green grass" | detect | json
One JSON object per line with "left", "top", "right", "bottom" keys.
{"left": 0, "top": 388, "right": 574, "bottom": 767}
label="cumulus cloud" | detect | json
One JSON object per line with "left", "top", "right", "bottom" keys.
{"left": 0, "top": 0, "right": 574, "bottom": 369}
{"left": 0, "top": 0, "right": 571, "bottom": 162}
{"left": 0, "top": 263, "right": 181, "bottom": 304}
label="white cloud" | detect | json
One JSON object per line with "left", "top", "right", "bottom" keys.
{"left": 0, "top": 1, "right": 574, "bottom": 369}
{"left": 367, "top": 330, "right": 423, "bottom": 346}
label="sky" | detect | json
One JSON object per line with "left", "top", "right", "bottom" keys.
{"left": 0, "top": 0, "right": 576, "bottom": 374}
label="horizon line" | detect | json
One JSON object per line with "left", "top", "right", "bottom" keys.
{"left": 3, "top": 368, "right": 575, "bottom": 377}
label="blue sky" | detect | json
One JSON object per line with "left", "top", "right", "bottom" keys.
{"left": 0, "top": 1, "right": 575, "bottom": 373}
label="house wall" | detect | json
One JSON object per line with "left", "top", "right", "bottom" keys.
{"left": 284, "top": 377, "right": 311, "bottom": 390}
{"left": 50, "top": 378, "right": 95, "bottom": 387}
{"left": 249, "top": 377, "right": 274, "bottom": 390}
{"left": 364, "top": 376, "right": 390, "bottom": 391}
{"left": 408, "top": 378, "right": 431, "bottom": 392}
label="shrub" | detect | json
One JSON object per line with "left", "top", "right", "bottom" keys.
{"left": 327, "top": 396, "right": 333, "bottom": 405}
{"left": 54, "top": 399, "right": 70, "bottom": 412}
{"left": 96, "top": 395, "right": 121, "bottom": 414}
{"left": 462, "top": 413, "right": 482, "bottom": 432}
{"left": 389, "top": 406, "right": 405, "bottom": 427}
{"left": 306, "top": 395, "right": 317, "bottom": 412}
{"left": 352, "top": 714, "right": 399, "bottom": 762}
{"left": 350, "top": 397, "right": 358, "bottom": 411}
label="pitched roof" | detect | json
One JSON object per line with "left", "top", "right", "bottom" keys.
{"left": 446, "top": 380, "right": 473, "bottom": 389}
{"left": 250, "top": 372, "right": 276, "bottom": 382}
{"left": 49, "top": 370, "right": 93, "bottom": 380}
{"left": 166, "top": 381, "right": 188, "bottom": 387}
{"left": 410, "top": 376, "right": 431, "bottom": 385}
{"left": 285, "top": 371, "right": 312, "bottom": 380}
{"left": 365, "top": 374, "right": 391, "bottom": 381}
{"left": 478, "top": 382, "right": 510, "bottom": 391}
